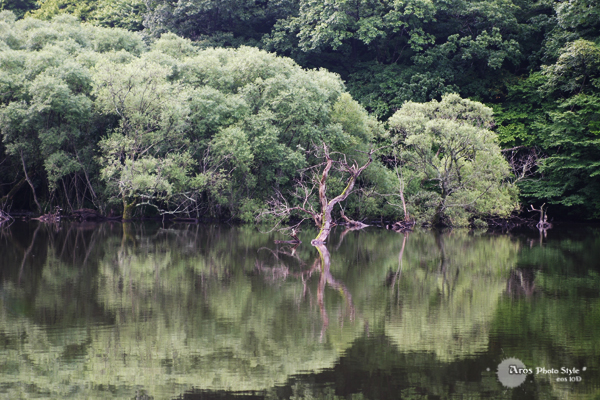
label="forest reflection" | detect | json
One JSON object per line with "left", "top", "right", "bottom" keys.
{"left": 1, "top": 222, "right": 599, "bottom": 399}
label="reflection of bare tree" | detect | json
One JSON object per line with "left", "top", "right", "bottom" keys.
{"left": 3, "top": 221, "right": 113, "bottom": 286}
{"left": 0, "top": 212, "right": 14, "bottom": 239}
{"left": 50, "top": 222, "right": 103, "bottom": 267}
{"left": 256, "top": 243, "right": 355, "bottom": 341}
{"left": 334, "top": 225, "right": 364, "bottom": 250}
{"left": 389, "top": 233, "right": 408, "bottom": 301}
{"left": 506, "top": 268, "right": 537, "bottom": 297}
{"left": 18, "top": 223, "right": 41, "bottom": 284}
{"left": 0, "top": 209, "right": 11, "bottom": 224}
{"left": 527, "top": 225, "right": 550, "bottom": 249}
{"left": 314, "top": 243, "right": 355, "bottom": 341}
{"left": 256, "top": 243, "right": 306, "bottom": 282}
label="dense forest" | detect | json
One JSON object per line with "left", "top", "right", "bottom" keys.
{"left": 0, "top": 0, "right": 599, "bottom": 225}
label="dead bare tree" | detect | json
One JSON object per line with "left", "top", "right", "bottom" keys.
{"left": 274, "top": 227, "right": 302, "bottom": 244}
{"left": 260, "top": 143, "right": 376, "bottom": 244}
{"left": 529, "top": 203, "right": 552, "bottom": 229}
{"left": 501, "top": 146, "right": 543, "bottom": 184}
{"left": 339, "top": 208, "right": 368, "bottom": 229}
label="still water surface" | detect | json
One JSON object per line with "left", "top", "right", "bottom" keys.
{"left": 0, "top": 221, "right": 598, "bottom": 399}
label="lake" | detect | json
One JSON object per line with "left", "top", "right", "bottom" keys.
{"left": 0, "top": 221, "right": 598, "bottom": 399}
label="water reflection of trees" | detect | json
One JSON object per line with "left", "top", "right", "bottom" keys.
{"left": 1, "top": 223, "right": 598, "bottom": 399}
{"left": 256, "top": 242, "right": 356, "bottom": 342}
{"left": 382, "top": 231, "right": 518, "bottom": 362}
{"left": 257, "top": 229, "right": 521, "bottom": 363}
{"left": 492, "top": 230, "right": 600, "bottom": 399}
{"left": 1, "top": 223, "right": 364, "bottom": 398}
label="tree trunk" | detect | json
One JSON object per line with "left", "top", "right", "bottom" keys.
{"left": 340, "top": 209, "right": 368, "bottom": 229}
{"left": 432, "top": 201, "right": 445, "bottom": 226}
{"left": 311, "top": 144, "right": 373, "bottom": 244}
{"left": 20, "top": 151, "right": 41, "bottom": 214}
{"left": 529, "top": 204, "right": 551, "bottom": 229}
{"left": 0, "top": 177, "right": 26, "bottom": 208}
{"left": 123, "top": 196, "right": 137, "bottom": 220}
{"left": 393, "top": 155, "right": 410, "bottom": 221}
{"left": 313, "top": 175, "right": 358, "bottom": 243}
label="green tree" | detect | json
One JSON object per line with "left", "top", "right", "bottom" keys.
{"left": 26, "top": 0, "right": 145, "bottom": 30}
{"left": 526, "top": 40, "right": 600, "bottom": 218}
{"left": 0, "top": 0, "right": 36, "bottom": 18}
{"left": 388, "top": 94, "right": 518, "bottom": 226}
{"left": 266, "top": 0, "right": 547, "bottom": 119}
{"left": 90, "top": 0, "right": 145, "bottom": 31}
{"left": 493, "top": 38, "right": 600, "bottom": 219}
{"left": 26, "top": 0, "right": 96, "bottom": 21}
{"left": 542, "top": 0, "right": 600, "bottom": 61}
{"left": 94, "top": 59, "right": 195, "bottom": 219}
{"left": 174, "top": 45, "right": 389, "bottom": 221}
{"left": 0, "top": 13, "right": 147, "bottom": 213}
{"left": 1, "top": 15, "right": 391, "bottom": 220}
{"left": 143, "top": 0, "right": 297, "bottom": 44}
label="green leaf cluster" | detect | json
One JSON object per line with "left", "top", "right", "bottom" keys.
{"left": 388, "top": 94, "right": 518, "bottom": 226}
{"left": 494, "top": 36, "right": 600, "bottom": 218}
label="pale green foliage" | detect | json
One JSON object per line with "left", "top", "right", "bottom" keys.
{"left": 0, "top": 15, "right": 115, "bottom": 205}
{"left": 330, "top": 93, "right": 375, "bottom": 147}
{"left": 150, "top": 32, "right": 197, "bottom": 59}
{"left": 171, "top": 46, "right": 383, "bottom": 219}
{"left": 90, "top": 0, "right": 145, "bottom": 31}
{"left": 0, "top": 14, "right": 393, "bottom": 220}
{"left": 94, "top": 59, "right": 194, "bottom": 212}
{"left": 542, "top": 39, "right": 600, "bottom": 94}
{"left": 388, "top": 94, "right": 518, "bottom": 226}
{"left": 0, "top": 13, "right": 145, "bottom": 53}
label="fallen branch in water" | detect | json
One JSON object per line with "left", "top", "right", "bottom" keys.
{"left": 389, "top": 220, "right": 416, "bottom": 232}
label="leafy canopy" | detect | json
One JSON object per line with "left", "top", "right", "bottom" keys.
{"left": 388, "top": 94, "right": 518, "bottom": 226}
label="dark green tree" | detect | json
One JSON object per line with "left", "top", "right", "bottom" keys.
{"left": 143, "top": 0, "right": 298, "bottom": 44}
{"left": 265, "top": 0, "right": 552, "bottom": 119}
{"left": 0, "top": 0, "right": 36, "bottom": 18}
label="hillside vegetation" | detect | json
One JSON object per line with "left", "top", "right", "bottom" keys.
{"left": 1, "top": 0, "right": 598, "bottom": 223}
